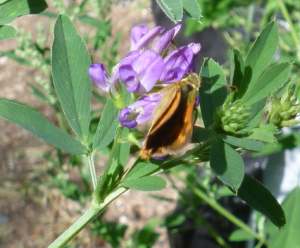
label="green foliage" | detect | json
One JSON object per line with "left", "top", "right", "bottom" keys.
{"left": 242, "top": 22, "right": 279, "bottom": 94}
{"left": 210, "top": 139, "right": 245, "bottom": 190}
{"left": 242, "top": 62, "right": 291, "bottom": 105}
{"left": 128, "top": 219, "right": 160, "bottom": 248}
{"left": 52, "top": 15, "right": 92, "bottom": 142}
{"left": 0, "top": 25, "right": 15, "bottom": 40}
{"left": 93, "top": 98, "right": 119, "bottom": 150}
{"left": 156, "top": 0, "right": 201, "bottom": 22}
{"left": 125, "top": 162, "right": 160, "bottom": 179}
{"left": 91, "top": 220, "right": 127, "bottom": 248}
{"left": 2, "top": 1, "right": 300, "bottom": 247}
{"left": 0, "top": 0, "right": 47, "bottom": 25}
{"left": 229, "top": 229, "right": 253, "bottom": 242}
{"left": 182, "top": 0, "right": 202, "bottom": 20}
{"left": 238, "top": 175, "right": 286, "bottom": 227}
{"left": 156, "top": 0, "right": 183, "bottom": 22}
{"left": 199, "top": 58, "right": 227, "bottom": 127}
{"left": 223, "top": 135, "right": 264, "bottom": 152}
{"left": 0, "top": 98, "right": 86, "bottom": 155}
{"left": 267, "top": 187, "right": 300, "bottom": 248}
{"left": 122, "top": 176, "right": 166, "bottom": 191}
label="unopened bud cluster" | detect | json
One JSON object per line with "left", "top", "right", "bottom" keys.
{"left": 217, "top": 98, "right": 250, "bottom": 135}
{"left": 268, "top": 86, "right": 300, "bottom": 128}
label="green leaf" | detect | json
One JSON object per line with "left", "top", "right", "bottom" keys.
{"left": 156, "top": 0, "right": 183, "bottom": 22}
{"left": 248, "top": 124, "right": 278, "bottom": 143}
{"left": 268, "top": 187, "right": 300, "bottom": 248}
{"left": 52, "top": 15, "right": 92, "bottom": 141}
{"left": 223, "top": 135, "right": 264, "bottom": 152}
{"left": 199, "top": 58, "right": 227, "bottom": 127}
{"left": 229, "top": 229, "right": 253, "bottom": 242}
{"left": 237, "top": 175, "right": 285, "bottom": 227}
{"left": 182, "top": 0, "right": 201, "bottom": 20}
{"left": 192, "top": 126, "right": 211, "bottom": 143}
{"left": 0, "top": 0, "right": 47, "bottom": 25}
{"left": 125, "top": 162, "right": 160, "bottom": 180}
{"left": 118, "top": 128, "right": 131, "bottom": 166}
{"left": 0, "top": 25, "right": 16, "bottom": 40}
{"left": 210, "top": 140, "right": 244, "bottom": 190}
{"left": 243, "top": 21, "right": 278, "bottom": 92}
{"left": 0, "top": 99, "right": 86, "bottom": 155}
{"left": 230, "top": 49, "right": 245, "bottom": 96}
{"left": 255, "top": 133, "right": 300, "bottom": 156}
{"left": 122, "top": 176, "right": 166, "bottom": 191}
{"left": 242, "top": 63, "right": 291, "bottom": 105}
{"left": 93, "top": 99, "right": 119, "bottom": 150}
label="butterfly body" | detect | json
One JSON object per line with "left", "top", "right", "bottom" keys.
{"left": 140, "top": 73, "right": 201, "bottom": 160}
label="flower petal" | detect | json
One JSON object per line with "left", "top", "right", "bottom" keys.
{"left": 119, "top": 50, "right": 164, "bottom": 93}
{"left": 88, "top": 63, "right": 110, "bottom": 92}
{"left": 132, "top": 26, "right": 163, "bottom": 51}
{"left": 130, "top": 24, "right": 149, "bottom": 49}
{"left": 119, "top": 108, "right": 138, "bottom": 128}
{"left": 153, "top": 24, "right": 182, "bottom": 54}
{"left": 119, "top": 64, "right": 140, "bottom": 92}
{"left": 119, "top": 93, "right": 162, "bottom": 128}
{"left": 160, "top": 42, "right": 201, "bottom": 83}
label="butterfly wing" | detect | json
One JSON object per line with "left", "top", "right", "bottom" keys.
{"left": 140, "top": 74, "right": 200, "bottom": 160}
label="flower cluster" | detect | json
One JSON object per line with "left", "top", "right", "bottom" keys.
{"left": 88, "top": 24, "right": 201, "bottom": 128}
{"left": 268, "top": 86, "right": 300, "bottom": 128}
{"left": 217, "top": 97, "right": 250, "bottom": 135}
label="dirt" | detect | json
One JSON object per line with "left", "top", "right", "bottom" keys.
{"left": 0, "top": 1, "right": 180, "bottom": 247}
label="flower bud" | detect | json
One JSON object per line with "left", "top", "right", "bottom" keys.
{"left": 216, "top": 98, "right": 250, "bottom": 135}
{"left": 268, "top": 85, "right": 300, "bottom": 128}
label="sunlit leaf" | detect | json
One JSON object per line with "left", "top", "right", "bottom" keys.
{"left": 122, "top": 176, "right": 166, "bottom": 191}
{"left": 0, "top": 0, "right": 47, "bottom": 25}
{"left": 125, "top": 162, "right": 160, "bottom": 180}
{"left": 156, "top": 0, "right": 183, "bottom": 22}
{"left": 243, "top": 63, "right": 291, "bottom": 105}
{"left": 229, "top": 229, "right": 253, "bottom": 242}
{"left": 0, "top": 99, "right": 86, "bottom": 155}
{"left": 182, "top": 0, "right": 201, "bottom": 20}
{"left": 243, "top": 21, "right": 278, "bottom": 94}
{"left": 52, "top": 15, "right": 92, "bottom": 142}
{"left": 93, "top": 99, "right": 119, "bottom": 150}
{"left": 0, "top": 25, "right": 16, "bottom": 40}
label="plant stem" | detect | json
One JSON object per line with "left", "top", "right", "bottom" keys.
{"left": 192, "top": 187, "right": 267, "bottom": 245}
{"left": 87, "top": 153, "right": 97, "bottom": 191}
{"left": 277, "top": 0, "right": 300, "bottom": 50}
{"left": 48, "top": 187, "right": 127, "bottom": 248}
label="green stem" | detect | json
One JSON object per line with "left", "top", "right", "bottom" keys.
{"left": 87, "top": 153, "right": 97, "bottom": 190}
{"left": 192, "top": 187, "right": 267, "bottom": 245}
{"left": 277, "top": 0, "right": 300, "bottom": 49}
{"left": 48, "top": 187, "right": 127, "bottom": 248}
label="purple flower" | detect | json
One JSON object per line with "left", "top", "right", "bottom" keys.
{"left": 160, "top": 43, "right": 201, "bottom": 83}
{"left": 119, "top": 93, "right": 162, "bottom": 128}
{"left": 88, "top": 63, "right": 110, "bottom": 92}
{"left": 118, "top": 50, "right": 164, "bottom": 93}
{"left": 130, "top": 24, "right": 181, "bottom": 53}
{"left": 88, "top": 23, "right": 201, "bottom": 129}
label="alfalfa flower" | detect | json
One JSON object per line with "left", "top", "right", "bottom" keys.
{"left": 88, "top": 23, "right": 201, "bottom": 128}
